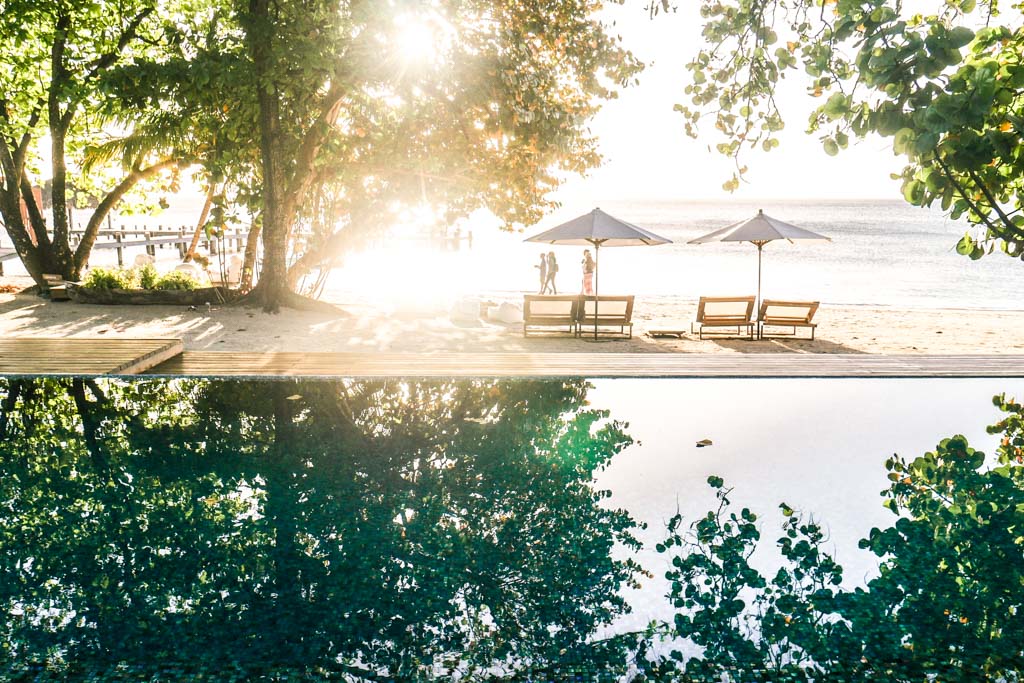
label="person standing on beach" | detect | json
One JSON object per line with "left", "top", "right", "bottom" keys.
{"left": 544, "top": 252, "right": 559, "bottom": 294}
{"left": 581, "top": 249, "right": 595, "bottom": 295}
{"left": 535, "top": 254, "right": 548, "bottom": 293}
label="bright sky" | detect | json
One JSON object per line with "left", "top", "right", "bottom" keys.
{"left": 554, "top": 2, "right": 905, "bottom": 203}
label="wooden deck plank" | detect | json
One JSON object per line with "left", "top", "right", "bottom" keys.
{"left": 0, "top": 338, "right": 183, "bottom": 376}
{"left": 143, "top": 352, "right": 1024, "bottom": 378}
{"left": 2, "top": 340, "right": 1020, "bottom": 378}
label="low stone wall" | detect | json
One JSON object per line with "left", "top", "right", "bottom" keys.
{"left": 67, "top": 284, "right": 239, "bottom": 305}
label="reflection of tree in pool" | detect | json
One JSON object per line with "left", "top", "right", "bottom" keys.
{"left": 0, "top": 378, "right": 643, "bottom": 680}
{"left": 641, "top": 394, "right": 1024, "bottom": 683}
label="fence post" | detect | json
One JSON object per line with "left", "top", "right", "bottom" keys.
{"left": 115, "top": 230, "right": 124, "bottom": 266}
{"left": 178, "top": 226, "right": 186, "bottom": 259}
{"left": 145, "top": 231, "right": 155, "bottom": 257}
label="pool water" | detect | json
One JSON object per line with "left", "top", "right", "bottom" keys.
{"left": 1, "top": 377, "right": 1022, "bottom": 681}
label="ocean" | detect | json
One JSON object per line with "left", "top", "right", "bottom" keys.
{"left": 10, "top": 199, "right": 1024, "bottom": 311}
{"left": 322, "top": 198, "right": 1024, "bottom": 312}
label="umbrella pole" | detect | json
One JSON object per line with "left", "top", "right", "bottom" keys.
{"left": 757, "top": 243, "right": 762, "bottom": 310}
{"left": 593, "top": 242, "right": 600, "bottom": 340}
{"left": 756, "top": 242, "right": 764, "bottom": 340}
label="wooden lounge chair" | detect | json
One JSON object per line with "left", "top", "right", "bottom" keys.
{"left": 576, "top": 295, "right": 635, "bottom": 339}
{"left": 691, "top": 296, "right": 756, "bottom": 340}
{"left": 523, "top": 295, "right": 580, "bottom": 337}
{"left": 758, "top": 299, "right": 819, "bottom": 340}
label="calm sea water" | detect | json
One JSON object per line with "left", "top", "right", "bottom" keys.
{"left": 9, "top": 199, "right": 1022, "bottom": 311}
{"left": 324, "top": 199, "right": 1024, "bottom": 312}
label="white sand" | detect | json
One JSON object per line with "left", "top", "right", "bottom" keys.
{"left": 3, "top": 276, "right": 1023, "bottom": 354}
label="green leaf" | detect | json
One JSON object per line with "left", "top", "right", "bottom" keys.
{"left": 955, "top": 234, "right": 974, "bottom": 256}
{"left": 949, "top": 26, "right": 975, "bottom": 48}
{"left": 893, "top": 127, "right": 916, "bottom": 155}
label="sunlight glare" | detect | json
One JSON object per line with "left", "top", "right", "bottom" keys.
{"left": 394, "top": 13, "right": 445, "bottom": 65}
{"left": 390, "top": 7, "right": 459, "bottom": 70}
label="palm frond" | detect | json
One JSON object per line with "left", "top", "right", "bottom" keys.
{"left": 83, "top": 113, "right": 194, "bottom": 173}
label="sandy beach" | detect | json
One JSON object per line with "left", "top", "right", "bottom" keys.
{"left": 3, "top": 276, "right": 1023, "bottom": 355}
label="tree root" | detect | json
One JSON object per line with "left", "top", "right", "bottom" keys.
{"left": 232, "top": 285, "right": 349, "bottom": 315}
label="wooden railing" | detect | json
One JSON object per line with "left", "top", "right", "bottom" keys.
{"left": 0, "top": 226, "right": 249, "bottom": 276}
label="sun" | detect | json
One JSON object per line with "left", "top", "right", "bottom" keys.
{"left": 392, "top": 12, "right": 453, "bottom": 66}
{"left": 395, "top": 17, "right": 436, "bottom": 63}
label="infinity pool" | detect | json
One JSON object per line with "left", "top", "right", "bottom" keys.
{"left": 1, "top": 377, "right": 1021, "bottom": 681}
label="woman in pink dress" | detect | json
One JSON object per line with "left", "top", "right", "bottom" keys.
{"left": 581, "top": 249, "right": 595, "bottom": 296}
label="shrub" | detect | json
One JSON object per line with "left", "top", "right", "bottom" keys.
{"left": 153, "top": 270, "right": 199, "bottom": 291}
{"left": 82, "top": 267, "right": 136, "bottom": 290}
{"left": 137, "top": 263, "right": 159, "bottom": 290}
{"left": 82, "top": 266, "right": 200, "bottom": 292}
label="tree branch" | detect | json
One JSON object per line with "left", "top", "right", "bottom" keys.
{"left": 966, "top": 166, "right": 1021, "bottom": 239}
{"left": 184, "top": 182, "right": 216, "bottom": 262}
{"left": 0, "top": 98, "right": 43, "bottom": 176}
{"left": 14, "top": 106, "right": 42, "bottom": 170}
{"left": 83, "top": 7, "right": 157, "bottom": 82}
{"left": 49, "top": 10, "right": 71, "bottom": 132}
{"left": 934, "top": 156, "right": 1002, "bottom": 235}
{"left": 20, "top": 170, "right": 52, "bottom": 251}
{"left": 285, "top": 225, "right": 356, "bottom": 290}
{"left": 0, "top": 146, "right": 41, "bottom": 266}
{"left": 278, "top": 81, "right": 347, "bottom": 231}
{"left": 73, "top": 156, "right": 183, "bottom": 272}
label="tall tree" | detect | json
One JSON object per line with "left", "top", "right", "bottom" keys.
{"left": 0, "top": 0, "right": 189, "bottom": 287}
{"left": 678, "top": 0, "right": 1024, "bottom": 262}
{"left": 196, "top": 0, "right": 643, "bottom": 310}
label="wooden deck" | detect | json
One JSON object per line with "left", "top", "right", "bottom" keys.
{"left": 0, "top": 338, "right": 184, "bottom": 376}
{"left": 1, "top": 340, "right": 1021, "bottom": 378}
{"left": 142, "top": 352, "right": 1024, "bottom": 379}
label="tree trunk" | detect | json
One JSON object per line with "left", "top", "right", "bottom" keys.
{"left": 240, "top": 219, "right": 261, "bottom": 290}
{"left": 241, "top": 0, "right": 347, "bottom": 312}
{"left": 184, "top": 183, "right": 215, "bottom": 262}
{"left": 73, "top": 158, "right": 181, "bottom": 277}
{"left": 0, "top": 200, "right": 50, "bottom": 289}
{"left": 48, "top": 126, "right": 75, "bottom": 276}
{"left": 0, "top": 149, "right": 60, "bottom": 288}
{"left": 245, "top": 0, "right": 288, "bottom": 313}
{"left": 285, "top": 227, "right": 355, "bottom": 291}
{"left": 47, "top": 11, "right": 75, "bottom": 278}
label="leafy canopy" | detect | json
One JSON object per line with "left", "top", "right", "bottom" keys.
{"left": 680, "top": 0, "right": 1024, "bottom": 261}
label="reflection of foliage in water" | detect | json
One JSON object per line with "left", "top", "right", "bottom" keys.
{"left": 0, "top": 378, "right": 642, "bottom": 680}
{"left": 642, "top": 394, "right": 1024, "bottom": 683}
{"left": 5, "top": 379, "right": 1024, "bottom": 682}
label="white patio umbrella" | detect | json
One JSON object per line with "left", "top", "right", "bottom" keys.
{"left": 525, "top": 208, "right": 671, "bottom": 340}
{"left": 688, "top": 209, "right": 830, "bottom": 313}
